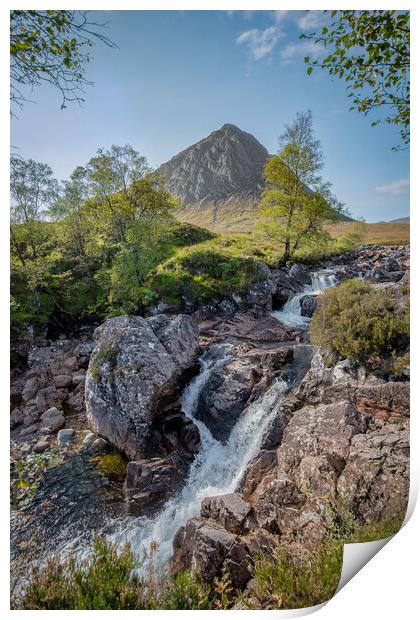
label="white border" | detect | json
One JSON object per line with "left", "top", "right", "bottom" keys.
{"left": 1, "top": 1, "right": 417, "bottom": 618}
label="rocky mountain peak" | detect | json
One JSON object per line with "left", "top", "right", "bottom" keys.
{"left": 158, "top": 123, "right": 269, "bottom": 205}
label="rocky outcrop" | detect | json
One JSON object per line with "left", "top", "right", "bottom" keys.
{"left": 85, "top": 314, "right": 200, "bottom": 460}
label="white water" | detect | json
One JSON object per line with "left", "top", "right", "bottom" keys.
{"left": 272, "top": 269, "right": 337, "bottom": 328}
{"left": 108, "top": 343, "right": 289, "bottom": 571}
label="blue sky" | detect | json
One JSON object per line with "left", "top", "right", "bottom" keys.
{"left": 10, "top": 10, "right": 410, "bottom": 222}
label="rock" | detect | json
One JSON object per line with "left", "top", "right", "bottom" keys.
{"left": 173, "top": 518, "right": 250, "bottom": 588}
{"left": 383, "top": 257, "right": 401, "bottom": 272}
{"left": 276, "top": 401, "right": 367, "bottom": 496}
{"left": 300, "top": 295, "right": 317, "bottom": 318}
{"left": 19, "top": 423, "right": 39, "bottom": 438}
{"left": 36, "top": 386, "right": 67, "bottom": 413}
{"left": 201, "top": 493, "right": 256, "bottom": 534}
{"left": 196, "top": 345, "right": 293, "bottom": 441}
{"left": 208, "top": 313, "right": 298, "bottom": 343}
{"left": 41, "top": 406, "right": 65, "bottom": 432}
{"left": 82, "top": 432, "right": 97, "bottom": 448}
{"left": 90, "top": 438, "right": 109, "bottom": 453}
{"left": 364, "top": 268, "right": 392, "bottom": 283}
{"left": 243, "top": 450, "right": 278, "bottom": 502}
{"left": 289, "top": 264, "right": 312, "bottom": 286}
{"left": 57, "top": 428, "right": 74, "bottom": 445}
{"left": 72, "top": 373, "right": 86, "bottom": 386}
{"left": 125, "top": 454, "right": 187, "bottom": 515}
{"left": 10, "top": 408, "right": 24, "bottom": 429}
{"left": 85, "top": 314, "right": 200, "bottom": 460}
{"left": 337, "top": 424, "right": 409, "bottom": 521}
{"left": 34, "top": 440, "right": 50, "bottom": 453}
{"left": 22, "top": 377, "right": 39, "bottom": 403}
{"left": 54, "top": 374, "right": 73, "bottom": 388}
{"left": 355, "top": 382, "right": 409, "bottom": 423}
{"left": 64, "top": 356, "right": 78, "bottom": 371}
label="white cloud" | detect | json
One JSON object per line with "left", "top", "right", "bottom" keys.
{"left": 272, "top": 10, "right": 290, "bottom": 24}
{"left": 375, "top": 178, "right": 410, "bottom": 196}
{"left": 236, "top": 26, "right": 283, "bottom": 60}
{"left": 297, "top": 11, "right": 327, "bottom": 30}
{"left": 280, "top": 39, "right": 324, "bottom": 63}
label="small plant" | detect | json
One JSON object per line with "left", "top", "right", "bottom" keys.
{"left": 213, "top": 569, "right": 234, "bottom": 609}
{"left": 11, "top": 451, "right": 60, "bottom": 509}
{"left": 325, "top": 496, "right": 358, "bottom": 542}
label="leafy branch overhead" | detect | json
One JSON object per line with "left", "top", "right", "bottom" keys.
{"left": 10, "top": 10, "right": 117, "bottom": 113}
{"left": 302, "top": 10, "right": 410, "bottom": 148}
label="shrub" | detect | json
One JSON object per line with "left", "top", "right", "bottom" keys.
{"left": 311, "top": 279, "right": 409, "bottom": 371}
{"left": 91, "top": 451, "right": 127, "bottom": 481}
{"left": 246, "top": 541, "right": 343, "bottom": 609}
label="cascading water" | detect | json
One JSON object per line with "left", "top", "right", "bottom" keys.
{"left": 272, "top": 269, "right": 338, "bottom": 328}
{"left": 107, "top": 343, "right": 294, "bottom": 571}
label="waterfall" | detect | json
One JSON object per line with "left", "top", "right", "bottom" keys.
{"left": 272, "top": 269, "right": 337, "bottom": 328}
{"left": 107, "top": 343, "right": 290, "bottom": 571}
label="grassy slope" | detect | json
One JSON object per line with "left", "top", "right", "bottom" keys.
{"left": 176, "top": 209, "right": 410, "bottom": 245}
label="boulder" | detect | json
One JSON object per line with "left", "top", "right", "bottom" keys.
{"left": 41, "top": 406, "right": 65, "bottom": 432}
{"left": 289, "top": 264, "right": 312, "bottom": 286}
{"left": 196, "top": 345, "right": 293, "bottom": 442}
{"left": 57, "top": 428, "right": 74, "bottom": 445}
{"left": 364, "top": 268, "right": 392, "bottom": 283}
{"left": 201, "top": 493, "right": 257, "bottom": 534}
{"left": 85, "top": 314, "right": 200, "bottom": 460}
{"left": 300, "top": 295, "right": 317, "bottom": 318}
{"left": 54, "top": 374, "right": 73, "bottom": 388}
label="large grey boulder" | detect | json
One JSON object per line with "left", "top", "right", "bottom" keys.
{"left": 85, "top": 314, "right": 200, "bottom": 460}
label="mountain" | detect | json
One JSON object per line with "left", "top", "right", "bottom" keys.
{"left": 388, "top": 216, "right": 410, "bottom": 224}
{"left": 157, "top": 124, "right": 269, "bottom": 232}
{"left": 158, "top": 123, "right": 352, "bottom": 233}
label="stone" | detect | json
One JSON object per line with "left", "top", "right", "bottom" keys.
{"left": 41, "top": 406, "right": 65, "bottom": 432}
{"left": 364, "top": 268, "right": 392, "bottom": 283}
{"left": 201, "top": 493, "right": 256, "bottom": 534}
{"left": 82, "top": 432, "right": 97, "bottom": 448}
{"left": 19, "top": 423, "right": 39, "bottom": 438}
{"left": 72, "top": 373, "right": 86, "bottom": 386}
{"left": 64, "top": 356, "right": 78, "bottom": 370}
{"left": 34, "top": 440, "right": 50, "bottom": 453}
{"left": 54, "top": 374, "right": 73, "bottom": 388}
{"left": 196, "top": 345, "right": 293, "bottom": 442}
{"left": 300, "top": 295, "right": 317, "bottom": 318}
{"left": 337, "top": 424, "right": 409, "bottom": 522}
{"left": 36, "top": 386, "right": 67, "bottom": 413}
{"left": 276, "top": 401, "right": 367, "bottom": 495}
{"left": 57, "top": 428, "right": 74, "bottom": 445}
{"left": 90, "top": 438, "right": 109, "bottom": 453}
{"left": 85, "top": 314, "right": 200, "bottom": 460}
{"left": 289, "top": 263, "right": 312, "bottom": 286}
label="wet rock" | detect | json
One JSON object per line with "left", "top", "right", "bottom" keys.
{"left": 289, "top": 263, "right": 312, "bottom": 286}
{"left": 364, "top": 268, "right": 392, "bottom": 283}
{"left": 243, "top": 450, "right": 278, "bottom": 502}
{"left": 300, "top": 295, "right": 317, "bottom": 318}
{"left": 125, "top": 453, "right": 187, "bottom": 515}
{"left": 196, "top": 345, "right": 293, "bottom": 442}
{"left": 85, "top": 314, "right": 200, "bottom": 460}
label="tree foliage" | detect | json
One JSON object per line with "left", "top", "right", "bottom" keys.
{"left": 302, "top": 10, "right": 410, "bottom": 147}
{"left": 257, "top": 111, "right": 343, "bottom": 262}
{"left": 10, "top": 10, "right": 116, "bottom": 113}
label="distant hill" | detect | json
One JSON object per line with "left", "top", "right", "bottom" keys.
{"left": 158, "top": 123, "right": 352, "bottom": 233}
{"left": 388, "top": 216, "right": 410, "bottom": 224}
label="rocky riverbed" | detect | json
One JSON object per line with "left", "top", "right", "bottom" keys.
{"left": 10, "top": 244, "right": 410, "bottom": 595}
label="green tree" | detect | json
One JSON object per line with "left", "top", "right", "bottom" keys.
{"left": 10, "top": 10, "right": 116, "bottom": 113}
{"left": 257, "top": 111, "right": 343, "bottom": 262}
{"left": 302, "top": 10, "right": 410, "bottom": 147}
